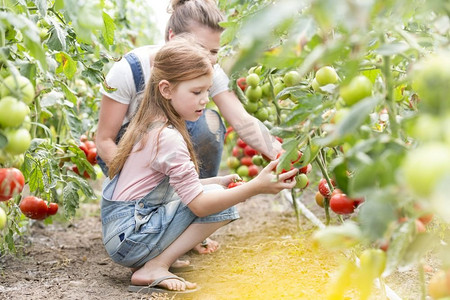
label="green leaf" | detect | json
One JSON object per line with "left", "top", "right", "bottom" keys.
{"left": 0, "top": 131, "right": 6, "bottom": 148}
{"left": 55, "top": 52, "right": 77, "bottom": 79}
{"left": 400, "top": 233, "right": 440, "bottom": 270}
{"left": 62, "top": 181, "right": 79, "bottom": 219}
{"left": 82, "top": 67, "right": 104, "bottom": 84}
{"left": 375, "top": 42, "right": 410, "bottom": 56}
{"left": 33, "top": 0, "right": 48, "bottom": 17}
{"left": 60, "top": 82, "right": 78, "bottom": 106}
{"left": 40, "top": 91, "right": 64, "bottom": 107}
{"left": 359, "top": 191, "right": 397, "bottom": 242}
{"left": 317, "top": 96, "right": 381, "bottom": 146}
{"left": 102, "top": 11, "right": 115, "bottom": 46}
{"left": 28, "top": 163, "right": 45, "bottom": 193}
{"left": 47, "top": 21, "right": 67, "bottom": 51}
{"left": 313, "top": 221, "right": 362, "bottom": 250}
{"left": 277, "top": 138, "right": 300, "bottom": 173}
{"left": 384, "top": 220, "right": 416, "bottom": 276}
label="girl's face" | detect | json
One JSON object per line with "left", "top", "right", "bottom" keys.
{"left": 170, "top": 25, "right": 221, "bottom": 65}
{"left": 161, "top": 74, "right": 213, "bottom": 122}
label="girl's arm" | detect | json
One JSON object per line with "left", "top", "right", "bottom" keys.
{"left": 199, "top": 174, "right": 241, "bottom": 187}
{"left": 95, "top": 95, "right": 129, "bottom": 166}
{"left": 213, "top": 90, "right": 283, "bottom": 160}
{"left": 188, "top": 160, "right": 297, "bottom": 217}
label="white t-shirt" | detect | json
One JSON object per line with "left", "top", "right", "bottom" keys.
{"left": 100, "top": 45, "right": 230, "bottom": 125}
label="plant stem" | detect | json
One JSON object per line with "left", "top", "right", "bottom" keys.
{"left": 315, "top": 149, "right": 332, "bottom": 225}
{"left": 381, "top": 36, "right": 400, "bottom": 138}
{"left": 418, "top": 261, "right": 426, "bottom": 300}
{"left": 291, "top": 189, "right": 301, "bottom": 231}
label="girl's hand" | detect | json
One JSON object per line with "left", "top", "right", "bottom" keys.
{"left": 218, "top": 174, "right": 241, "bottom": 187}
{"left": 252, "top": 160, "right": 298, "bottom": 194}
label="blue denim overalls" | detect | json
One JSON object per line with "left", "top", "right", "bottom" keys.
{"left": 101, "top": 175, "right": 239, "bottom": 269}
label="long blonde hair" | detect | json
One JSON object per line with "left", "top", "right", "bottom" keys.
{"left": 165, "top": 0, "right": 224, "bottom": 41}
{"left": 108, "top": 36, "right": 213, "bottom": 178}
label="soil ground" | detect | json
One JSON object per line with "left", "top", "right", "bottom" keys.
{"left": 0, "top": 184, "right": 438, "bottom": 300}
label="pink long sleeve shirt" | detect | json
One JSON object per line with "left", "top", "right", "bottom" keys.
{"left": 111, "top": 126, "right": 203, "bottom": 205}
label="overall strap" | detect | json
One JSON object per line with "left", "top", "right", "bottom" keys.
{"left": 124, "top": 52, "right": 145, "bottom": 93}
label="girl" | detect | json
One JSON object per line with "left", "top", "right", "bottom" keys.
{"left": 101, "top": 37, "right": 298, "bottom": 294}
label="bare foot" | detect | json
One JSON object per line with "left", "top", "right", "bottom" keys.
{"left": 192, "top": 238, "right": 220, "bottom": 254}
{"left": 130, "top": 259, "right": 190, "bottom": 273}
{"left": 131, "top": 262, "right": 196, "bottom": 291}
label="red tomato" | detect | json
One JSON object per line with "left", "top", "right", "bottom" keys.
{"left": 20, "top": 196, "right": 49, "bottom": 220}
{"left": 87, "top": 148, "right": 98, "bottom": 165}
{"left": 318, "top": 178, "right": 336, "bottom": 197}
{"left": 298, "top": 163, "right": 312, "bottom": 174}
{"left": 228, "top": 180, "right": 245, "bottom": 189}
{"left": 84, "top": 140, "right": 96, "bottom": 150}
{"left": 240, "top": 156, "right": 253, "bottom": 167}
{"left": 0, "top": 168, "right": 25, "bottom": 201}
{"left": 232, "top": 146, "right": 243, "bottom": 158}
{"left": 237, "top": 77, "right": 247, "bottom": 91}
{"left": 70, "top": 165, "right": 90, "bottom": 179}
{"left": 79, "top": 142, "right": 89, "bottom": 156}
{"left": 248, "top": 165, "right": 259, "bottom": 177}
{"left": 244, "top": 145, "right": 258, "bottom": 157}
{"left": 329, "top": 193, "right": 355, "bottom": 215}
{"left": 237, "top": 138, "right": 247, "bottom": 149}
{"left": 80, "top": 134, "right": 88, "bottom": 143}
{"left": 47, "top": 203, "right": 59, "bottom": 216}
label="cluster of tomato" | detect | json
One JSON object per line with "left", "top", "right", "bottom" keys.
{"left": 314, "top": 178, "right": 365, "bottom": 215}
{"left": 69, "top": 134, "right": 98, "bottom": 179}
{"left": 226, "top": 136, "right": 262, "bottom": 186}
{"left": 0, "top": 75, "right": 34, "bottom": 159}
{"left": 0, "top": 167, "right": 58, "bottom": 224}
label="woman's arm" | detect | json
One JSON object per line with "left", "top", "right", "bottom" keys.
{"left": 95, "top": 95, "right": 129, "bottom": 166}
{"left": 213, "top": 90, "right": 283, "bottom": 160}
{"left": 188, "top": 160, "right": 297, "bottom": 217}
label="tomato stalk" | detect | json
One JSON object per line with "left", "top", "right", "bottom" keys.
{"left": 314, "top": 149, "right": 332, "bottom": 225}
{"left": 418, "top": 261, "right": 426, "bottom": 300}
{"left": 267, "top": 74, "right": 282, "bottom": 125}
{"left": 381, "top": 37, "right": 400, "bottom": 138}
{"left": 291, "top": 189, "right": 302, "bottom": 231}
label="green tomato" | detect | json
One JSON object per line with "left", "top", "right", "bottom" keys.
{"left": 0, "top": 96, "right": 28, "bottom": 128}
{"left": 255, "top": 107, "right": 269, "bottom": 122}
{"left": 245, "top": 86, "right": 262, "bottom": 102}
{"left": 261, "top": 82, "right": 272, "bottom": 99}
{"left": 236, "top": 165, "right": 249, "bottom": 177}
{"left": 315, "top": 66, "right": 338, "bottom": 86}
{"left": 0, "top": 207, "right": 6, "bottom": 230}
{"left": 402, "top": 142, "right": 450, "bottom": 197}
{"left": 411, "top": 53, "right": 450, "bottom": 114}
{"left": 284, "top": 70, "right": 301, "bottom": 87}
{"left": 295, "top": 173, "right": 309, "bottom": 189}
{"left": 246, "top": 73, "right": 260, "bottom": 88}
{"left": 227, "top": 156, "right": 240, "bottom": 170}
{"left": 252, "top": 155, "right": 264, "bottom": 166}
{"left": 248, "top": 66, "right": 262, "bottom": 75}
{"left": 311, "top": 78, "right": 322, "bottom": 93}
{"left": 244, "top": 101, "right": 258, "bottom": 113}
{"left": 273, "top": 82, "right": 289, "bottom": 100}
{"left": 0, "top": 75, "right": 35, "bottom": 104}
{"left": 4, "top": 128, "right": 32, "bottom": 155}
{"left": 340, "top": 75, "right": 372, "bottom": 106}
